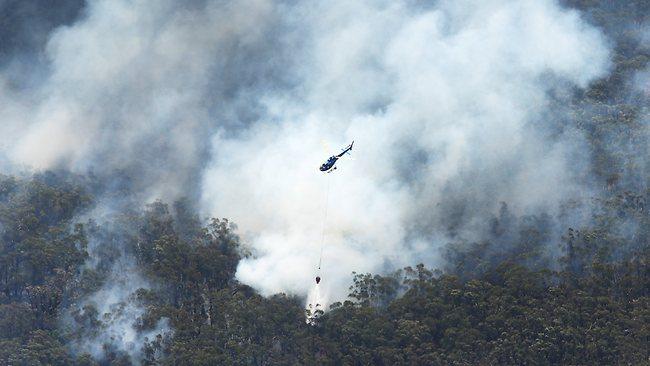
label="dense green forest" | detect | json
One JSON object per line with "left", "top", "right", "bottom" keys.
{"left": 1, "top": 0, "right": 649, "bottom": 365}
{"left": 0, "top": 168, "right": 647, "bottom": 366}
{"left": 0, "top": 166, "right": 647, "bottom": 365}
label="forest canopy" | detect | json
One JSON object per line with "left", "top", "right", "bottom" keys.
{"left": 0, "top": 0, "right": 648, "bottom": 365}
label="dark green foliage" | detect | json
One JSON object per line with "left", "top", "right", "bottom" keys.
{"left": 0, "top": 172, "right": 647, "bottom": 365}
{"left": 0, "top": 174, "right": 92, "bottom": 366}
{"left": 0, "top": 1, "right": 648, "bottom": 365}
{"left": 0, "top": 174, "right": 90, "bottom": 303}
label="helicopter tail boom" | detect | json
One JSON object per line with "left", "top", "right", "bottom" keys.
{"left": 336, "top": 141, "right": 354, "bottom": 158}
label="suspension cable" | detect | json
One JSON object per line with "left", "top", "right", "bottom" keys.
{"left": 318, "top": 174, "right": 331, "bottom": 271}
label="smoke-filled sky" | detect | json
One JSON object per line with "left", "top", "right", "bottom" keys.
{"left": 0, "top": 0, "right": 621, "bottom": 302}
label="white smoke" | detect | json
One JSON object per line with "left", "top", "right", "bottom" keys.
{"left": 68, "top": 264, "right": 172, "bottom": 364}
{"left": 306, "top": 283, "right": 328, "bottom": 323}
{"left": 2, "top": 0, "right": 285, "bottom": 201}
{"left": 201, "top": 0, "right": 611, "bottom": 299}
{"left": 0, "top": 0, "right": 612, "bottom": 304}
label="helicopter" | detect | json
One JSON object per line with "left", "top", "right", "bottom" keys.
{"left": 319, "top": 141, "right": 353, "bottom": 173}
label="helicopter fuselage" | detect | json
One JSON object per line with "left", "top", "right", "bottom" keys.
{"left": 319, "top": 156, "right": 339, "bottom": 172}
{"left": 319, "top": 141, "right": 353, "bottom": 173}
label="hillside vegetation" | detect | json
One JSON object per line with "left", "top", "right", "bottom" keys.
{"left": 1, "top": 0, "right": 648, "bottom": 365}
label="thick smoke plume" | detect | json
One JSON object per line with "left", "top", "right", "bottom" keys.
{"left": 0, "top": 0, "right": 625, "bottom": 320}
{"left": 202, "top": 0, "right": 612, "bottom": 298}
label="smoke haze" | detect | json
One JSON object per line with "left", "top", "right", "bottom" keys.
{"left": 1, "top": 0, "right": 645, "bottom": 347}
{"left": 201, "top": 0, "right": 612, "bottom": 297}
{"left": 0, "top": 0, "right": 614, "bottom": 293}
